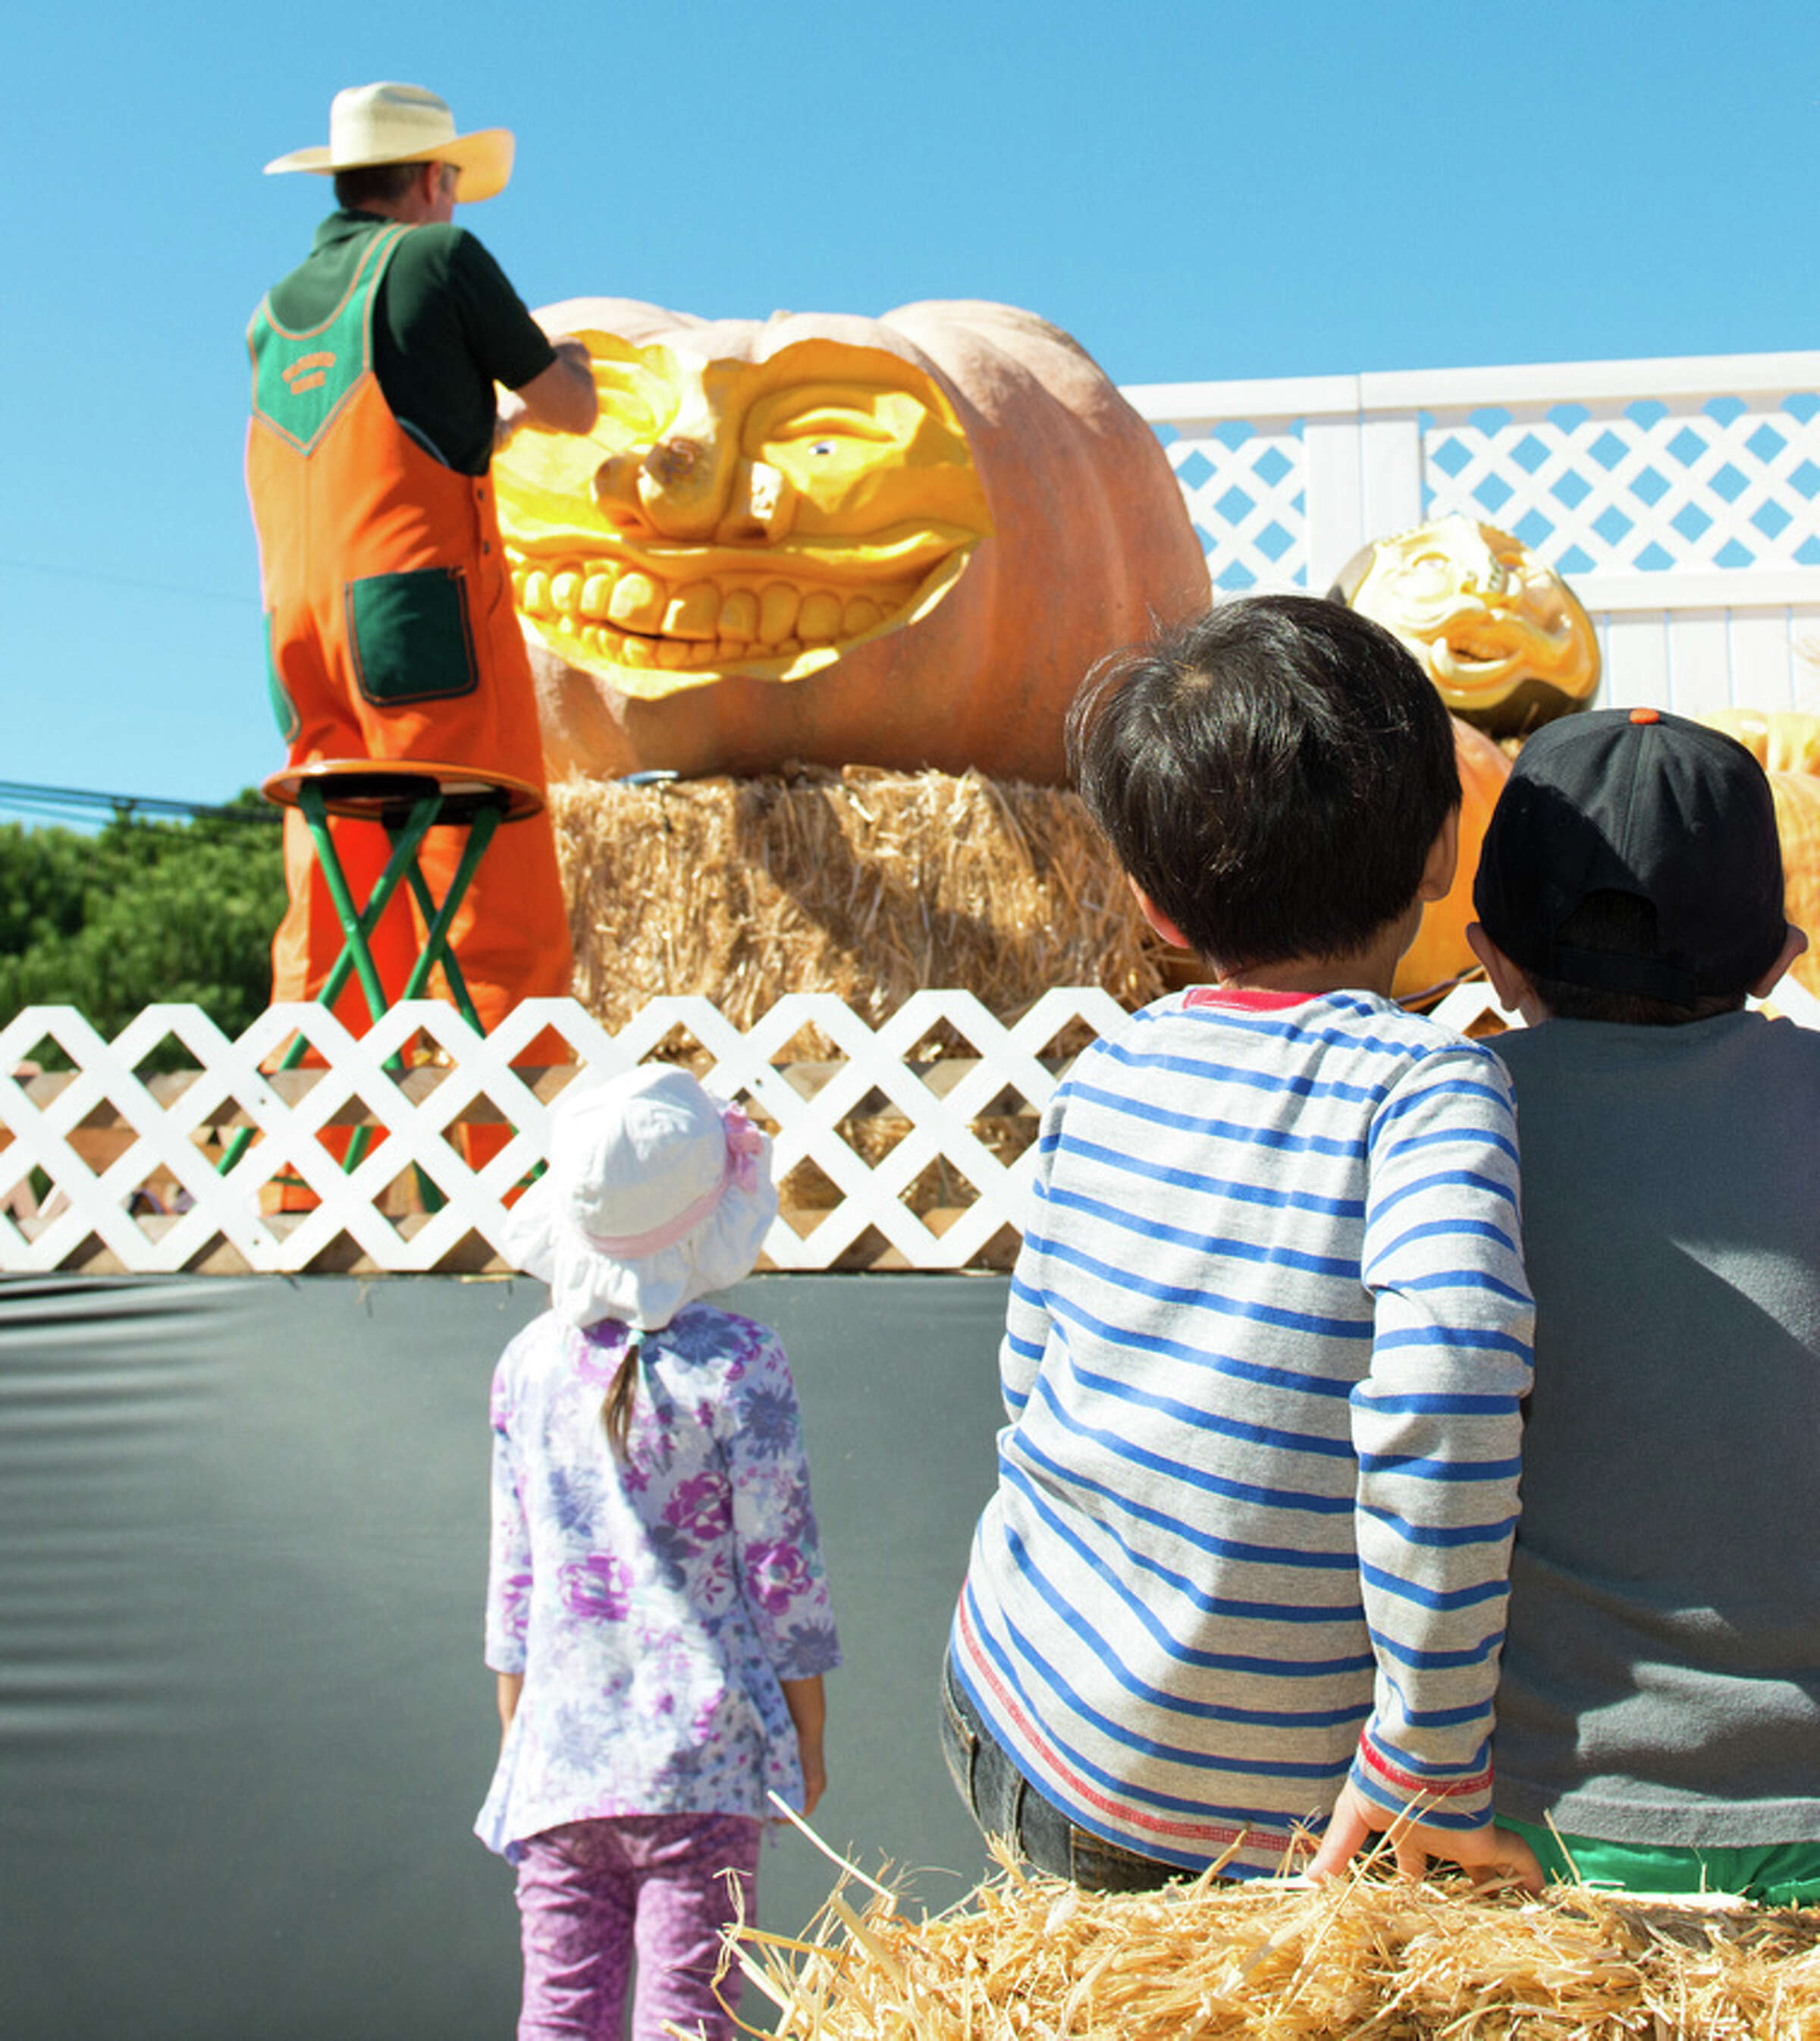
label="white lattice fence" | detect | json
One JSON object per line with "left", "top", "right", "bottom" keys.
{"left": 1130, "top": 352, "right": 1820, "bottom": 717}
{"left": 11, "top": 976, "right": 1819, "bottom": 1278}
{"left": 0, "top": 991, "right": 1126, "bottom": 1277}
{"left": 1160, "top": 416, "right": 1310, "bottom": 592}
{"left": 1420, "top": 394, "right": 1820, "bottom": 581}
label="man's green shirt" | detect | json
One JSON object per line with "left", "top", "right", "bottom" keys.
{"left": 264, "top": 210, "right": 557, "bottom": 476}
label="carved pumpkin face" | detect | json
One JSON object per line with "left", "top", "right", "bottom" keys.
{"left": 497, "top": 332, "right": 991, "bottom": 692}
{"left": 494, "top": 299, "right": 1210, "bottom": 785}
{"left": 1335, "top": 515, "right": 1599, "bottom": 736}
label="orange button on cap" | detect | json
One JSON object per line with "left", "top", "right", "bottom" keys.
{"left": 1630, "top": 707, "right": 1662, "bottom": 724}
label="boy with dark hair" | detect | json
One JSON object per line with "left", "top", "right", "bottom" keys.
{"left": 1467, "top": 705, "right": 1820, "bottom": 1903}
{"left": 943, "top": 595, "right": 1542, "bottom": 1888}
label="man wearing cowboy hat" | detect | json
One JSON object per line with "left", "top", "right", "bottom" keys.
{"left": 246, "top": 82, "right": 597, "bottom": 1037}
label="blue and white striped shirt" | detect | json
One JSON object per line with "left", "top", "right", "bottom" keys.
{"left": 952, "top": 985, "right": 1533, "bottom": 1876}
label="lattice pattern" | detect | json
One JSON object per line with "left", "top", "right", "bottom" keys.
{"left": 0, "top": 992, "right": 1127, "bottom": 1276}
{"left": 11, "top": 980, "right": 1820, "bottom": 1276}
{"left": 1421, "top": 395, "right": 1820, "bottom": 577}
{"left": 1159, "top": 422, "right": 1308, "bottom": 589}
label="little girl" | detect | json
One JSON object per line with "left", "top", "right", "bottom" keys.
{"left": 476, "top": 1064, "right": 841, "bottom": 2041}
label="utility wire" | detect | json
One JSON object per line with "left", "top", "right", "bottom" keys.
{"left": 0, "top": 555, "right": 256, "bottom": 608}
{"left": 0, "top": 780, "right": 281, "bottom": 829}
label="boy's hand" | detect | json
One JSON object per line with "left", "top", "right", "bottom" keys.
{"left": 1307, "top": 1781, "right": 1545, "bottom": 1890}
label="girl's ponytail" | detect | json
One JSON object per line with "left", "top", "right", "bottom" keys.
{"left": 600, "top": 1328, "right": 645, "bottom": 1458}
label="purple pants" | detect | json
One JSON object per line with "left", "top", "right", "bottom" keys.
{"left": 514, "top": 1814, "right": 761, "bottom": 2041}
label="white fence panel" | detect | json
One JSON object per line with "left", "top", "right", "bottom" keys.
{"left": 1597, "top": 614, "right": 1672, "bottom": 711}
{"left": 0, "top": 993, "right": 1126, "bottom": 1279}
{"left": 9, "top": 980, "right": 1818, "bottom": 1278}
{"left": 1129, "top": 350, "right": 1820, "bottom": 718}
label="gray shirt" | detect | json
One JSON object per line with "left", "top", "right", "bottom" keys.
{"left": 1491, "top": 1010, "right": 1820, "bottom": 1846}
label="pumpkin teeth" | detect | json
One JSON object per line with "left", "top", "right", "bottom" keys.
{"left": 507, "top": 551, "right": 912, "bottom": 664}
{"left": 758, "top": 582, "right": 799, "bottom": 645}
{"left": 554, "top": 617, "right": 780, "bottom": 669}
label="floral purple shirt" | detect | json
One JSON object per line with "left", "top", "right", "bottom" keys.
{"left": 475, "top": 1304, "right": 840, "bottom": 1858}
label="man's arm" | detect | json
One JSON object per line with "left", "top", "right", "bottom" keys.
{"left": 496, "top": 338, "right": 597, "bottom": 445}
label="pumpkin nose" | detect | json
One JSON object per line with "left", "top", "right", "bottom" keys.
{"left": 591, "top": 435, "right": 733, "bottom": 540}
{"left": 647, "top": 436, "right": 704, "bottom": 488}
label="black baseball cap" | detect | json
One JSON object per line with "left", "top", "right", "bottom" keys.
{"left": 1473, "top": 705, "right": 1787, "bottom": 1004}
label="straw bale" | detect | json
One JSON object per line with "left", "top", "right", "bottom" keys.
{"left": 547, "top": 764, "right": 1494, "bottom": 1268}
{"left": 733, "top": 1846, "right": 1820, "bottom": 2040}
{"left": 550, "top": 765, "right": 1165, "bottom": 1035}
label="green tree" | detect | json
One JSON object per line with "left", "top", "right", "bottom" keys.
{"left": 0, "top": 799, "right": 287, "bottom": 1059}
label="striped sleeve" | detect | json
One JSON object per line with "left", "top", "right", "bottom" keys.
{"left": 998, "top": 1088, "right": 1068, "bottom": 1421}
{"left": 1350, "top": 1043, "right": 1533, "bottom": 1827}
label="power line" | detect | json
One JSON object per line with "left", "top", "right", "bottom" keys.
{"left": 0, "top": 780, "right": 281, "bottom": 829}
{"left": 0, "top": 555, "right": 256, "bottom": 608}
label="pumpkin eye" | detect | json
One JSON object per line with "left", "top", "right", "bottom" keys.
{"left": 769, "top": 406, "right": 897, "bottom": 448}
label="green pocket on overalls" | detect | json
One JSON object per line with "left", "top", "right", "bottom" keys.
{"left": 344, "top": 567, "right": 481, "bottom": 706}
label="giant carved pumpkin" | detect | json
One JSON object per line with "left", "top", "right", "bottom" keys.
{"left": 493, "top": 299, "right": 1210, "bottom": 785}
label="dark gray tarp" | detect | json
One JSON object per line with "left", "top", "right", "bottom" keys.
{"left": 0, "top": 1273, "right": 1010, "bottom": 2040}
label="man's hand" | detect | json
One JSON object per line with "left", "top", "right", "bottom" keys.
{"left": 496, "top": 335, "right": 597, "bottom": 447}
{"left": 493, "top": 386, "right": 532, "bottom": 450}
{"left": 1307, "top": 1780, "right": 1545, "bottom": 1890}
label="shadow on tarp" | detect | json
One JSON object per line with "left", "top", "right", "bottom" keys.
{"left": 0, "top": 1271, "right": 1009, "bottom": 2041}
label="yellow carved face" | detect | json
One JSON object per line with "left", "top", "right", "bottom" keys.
{"left": 1347, "top": 516, "right": 1599, "bottom": 733}
{"left": 494, "top": 332, "right": 993, "bottom": 700}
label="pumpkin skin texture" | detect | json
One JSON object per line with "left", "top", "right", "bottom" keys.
{"left": 1699, "top": 705, "right": 1820, "bottom": 777}
{"left": 1765, "top": 772, "right": 1820, "bottom": 1002}
{"left": 1697, "top": 708, "right": 1820, "bottom": 1001}
{"left": 1391, "top": 717, "right": 1513, "bottom": 1001}
{"left": 494, "top": 299, "right": 1211, "bottom": 786}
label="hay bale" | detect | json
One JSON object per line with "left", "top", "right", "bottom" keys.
{"left": 551, "top": 765, "right": 1165, "bottom": 1031}
{"left": 737, "top": 1849, "right": 1820, "bottom": 2039}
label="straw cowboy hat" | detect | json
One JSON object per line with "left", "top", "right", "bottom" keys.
{"left": 501, "top": 1066, "right": 779, "bottom": 1332}
{"left": 263, "top": 83, "right": 515, "bottom": 203}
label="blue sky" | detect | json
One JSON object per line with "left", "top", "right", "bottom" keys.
{"left": 4, "top": 0, "right": 1815, "bottom": 814}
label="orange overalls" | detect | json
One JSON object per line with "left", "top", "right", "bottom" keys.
{"left": 246, "top": 221, "right": 573, "bottom": 1034}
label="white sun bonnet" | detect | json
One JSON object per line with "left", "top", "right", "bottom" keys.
{"left": 501, "top": 1066, "right": 777, "bottom": 1331}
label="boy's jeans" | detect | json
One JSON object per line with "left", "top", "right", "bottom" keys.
{"left": 940, "top": 1650, "right": 1184, "bottom": 1892}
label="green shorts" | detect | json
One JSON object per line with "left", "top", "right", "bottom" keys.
{"left": 1502, "top": 1815, "right": 1820, "bottom": 1907}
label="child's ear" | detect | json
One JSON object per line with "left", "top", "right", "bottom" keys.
{"left": 1417, "top": 808, "right": 1461, "bottom": 905}
{"left": 1128, "top": 876, "right": 1191, "bottom": 951}
{"left": 1466, "top": 922, "right": 1534, "bottom": 1015}
{"left": 1751, "top": 922, "right": 1809, "bottom": 997}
